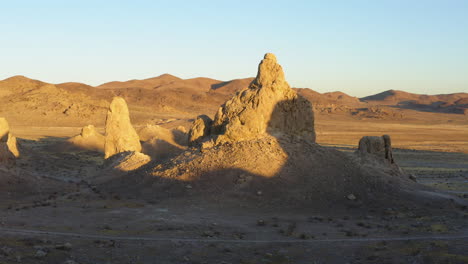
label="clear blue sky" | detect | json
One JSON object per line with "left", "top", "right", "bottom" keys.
{"left": 1, "top": 0, "right": 467, "bottom": 96}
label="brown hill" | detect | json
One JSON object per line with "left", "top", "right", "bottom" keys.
{"left": 0, "top": 76, "right": 108, "bottom": 126}
{"left": 94, "top": 75, "right": 253, "bottom": 119}
{"left": 0, "top": 75, "right": 46, "bottom": 97}
{"left": 295, "top": 88, "right": 361, "bottom": 106}
{"left": 361, "top": 89, "right": 468, "bottom": 105}
{"left": 97, "top": 74, "right": 182, "bottom": 89}
{"left": 57, "top": 82, "right": 96, "bottom": 94}
{"left": 210, "top": 77, "right": 254, "bottom": 95}
{"left": 361, "top": 90, "right": 468, "bottom": 114}
{"left": 155, "top": 77, "right": 221, "bottom": 92}
{"left": 2, "top": 74, "right": 466, "bottom": 129}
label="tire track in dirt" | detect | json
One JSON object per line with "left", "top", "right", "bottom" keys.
{"left": 1, "top": 227, "right": 467, "bottom": 244}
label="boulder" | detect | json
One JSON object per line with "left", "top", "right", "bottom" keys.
{"left": 104, "top": 97, "right": 141, "bottom": 159}
{"left": 188, "top": 115, "right": 213, "bottom": 146}
{"left": 138, "top": 124, "right": 186, "bottom": 159}
{"left": 211, "top": 53, "right": 315, "bottom": 142}
{"left": 357, "top": 135, "right": 394, "bottom": 163}
{"left": 0, "top": 117, "right": 19, "bottom": 163}
{"left": 105, "top": 151, "right": 151, "bottom": 172}
{"left": 69, "top": 125, "right": 105, "bottom": 151}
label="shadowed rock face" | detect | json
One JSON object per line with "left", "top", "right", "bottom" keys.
{"left": 0, "top": 117, "right": 19, "bottom": 163}
{"left": 188, "top": 115, "right": 213, "bottom": 146}
{"left": 358, "top": 135, "right": 394, "bottom": 163}
{"left": 212, "top": 53, "right": 315, "bottom": 142}
{"left": 104, "top": 97, "right": 141, "bottom": 159}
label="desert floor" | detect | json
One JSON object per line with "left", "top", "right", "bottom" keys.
{"left": 0, "top": 119, "right": 467, "bottom": 264}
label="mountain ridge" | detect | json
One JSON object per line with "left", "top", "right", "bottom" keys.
{"left": 1, "top": 75, "right": 467, "bottom": 118}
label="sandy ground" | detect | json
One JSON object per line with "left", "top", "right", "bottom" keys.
{"left": 10, "top": 117, "right": 468, "bottom": 153}
{"left": 0, "top": 122, "right": 467, "bottom": 264}
{"left": 317, "top": 119, "right": 468, "bottom": 153}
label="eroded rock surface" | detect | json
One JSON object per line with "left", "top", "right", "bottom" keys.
{"left": 0, "top": 117, "right": 19, "bottom": 163}
{"left": 105, "top": 151, "right": 151, "bottom": 172}
{"left": 188, "top": 115, "right": 213, "bottom": 146}
{"left": 358, "top": 135, "right": 394, "bottom": 163}
{"left": 212, "top": 53, "right": 315, "bottom": 142}
{"left": 104, "top": 97, "right": 141, "bottom": 158}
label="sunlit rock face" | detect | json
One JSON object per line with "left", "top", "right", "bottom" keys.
{"left": 104, "top": 97, "right": 141, "bottom": 159}
{"left": 0, "top": 117, "right": 19, "bottom": 164}
{"left": 212, "top": 53, "right": 315, "bottom": 142}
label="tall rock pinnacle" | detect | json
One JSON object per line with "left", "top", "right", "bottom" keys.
{"left": 104, "top": 97, "right": 142, "bottom": 158}
{"left": 211, "top": 53, "right": 315, "bottom": 142}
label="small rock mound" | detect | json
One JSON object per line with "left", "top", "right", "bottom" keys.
{"left": 69, "top": 125, "right": 105, "bottom": 151}
{"left": 139, "top": 124, "right": 187, "bottom": 159}
{"left": 357, "top": 135, "right": 394, "bottom": 164}
{"left": 81, "top": 124, "right": 99, "bottom": 138}
{"left": 211, "top": 53, "right": 315, "bottom": 142}
{"left": 188, "top": 115, "right": 213, "bottom": 146}
{"left": 104, "top": 151, "right": 151, "bottom": 172}
{"left": 0, "top": 117, "right": 19, "bottom": 164}
{"left": 104, "top": 97, "right": 141, "bottom": 158}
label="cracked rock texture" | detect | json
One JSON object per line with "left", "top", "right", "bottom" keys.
{"left": 104, "top": 97, "right": 141, "bottom": 158}
{"left": 212, "top": 53, "right": 315, "bottom": 142}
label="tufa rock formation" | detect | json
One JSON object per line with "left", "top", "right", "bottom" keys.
{"left": 97, "top": 53, "right": 463, "bottom": 210}
{"left": 69, "top": 125, "right": 106, "bottom": 152}
{"left": 0, "top": 117, "right": 19, "bottom": 163}
{"left": 357, "top": 135, "right": 394, "bottom": 163}
{"left": 211, "top": 53, "right": 315, "bottom": 142}
{"left": 105, "top": 151, "right": 151, "bottom": 172}
{"left": 138, "top": 124, "right": 187, "bottom": 159}
{"left": 104, "top": 97, "right": 142, "bottom": 159}
{"left": 188, "top": 115, "right": 213, "bottom": 146}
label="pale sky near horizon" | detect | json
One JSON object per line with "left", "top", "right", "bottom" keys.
{"left": 1, "top": 0, "right": 467, "bottom": 97}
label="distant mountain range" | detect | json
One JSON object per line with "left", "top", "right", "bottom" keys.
{"left": 0, "top": 74, "right": 467, "bottom": 127}
{"left": 361, "top": 89, "right": 468, "bottom": 114}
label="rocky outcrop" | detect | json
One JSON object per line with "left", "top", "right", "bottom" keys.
{"left": 104, "top": 97, "right": 141, "bottom": 159}
{"left": 69, "top": 125, "right": 105, "bottom": 151}
{"left": 211, "top": 53, "right": 315, "bottom": 142}
{"left": 0, "top": 118, "right": 19, "bottom": 164}
{"left": 357, "top": 135, "right": 394, "bottom": 163}
{"left": 188, "top": 115, "right": 213, "bottom": 146}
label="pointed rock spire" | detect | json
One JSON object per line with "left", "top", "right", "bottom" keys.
{"left": 104, "top": 97, "right": 141, "bottom": 158}
{"left": 211, "top": 53, "right": 315, "bottom": 142}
